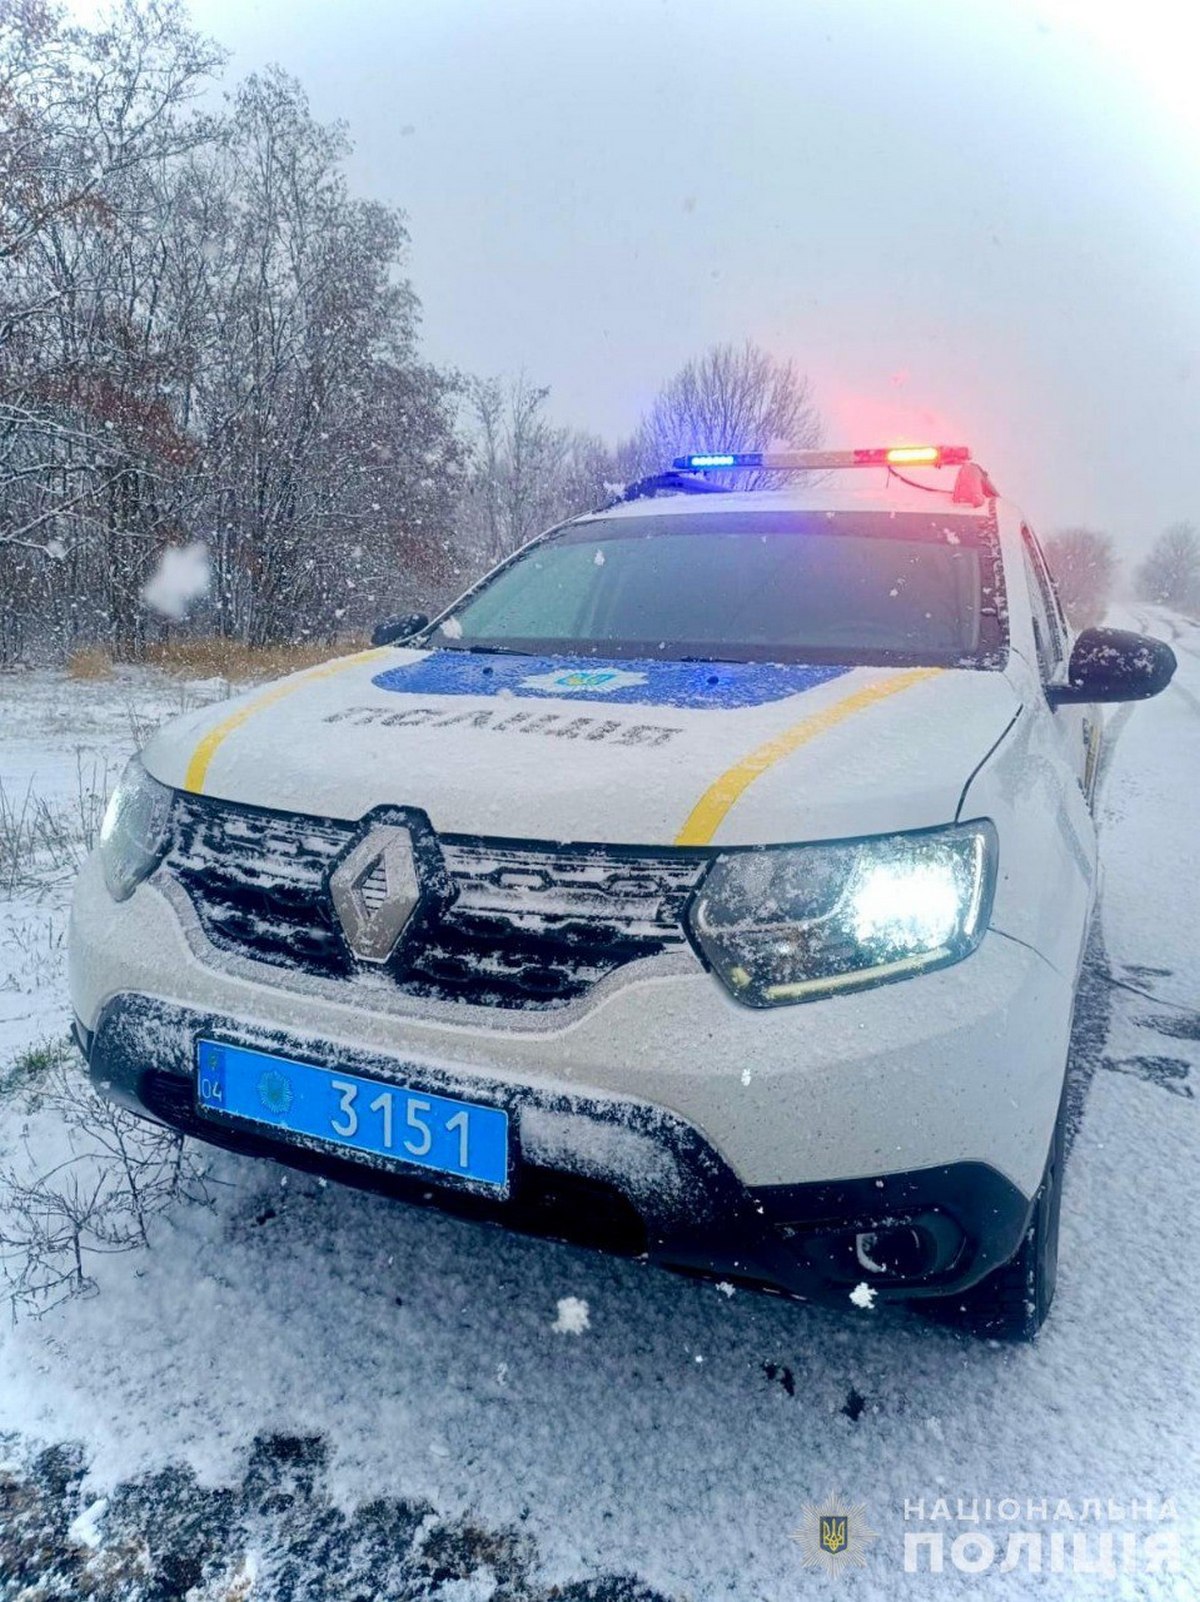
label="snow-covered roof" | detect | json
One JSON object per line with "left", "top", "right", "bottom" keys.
{"left": 575, "top": 480, "right": 996, "bottom": 523}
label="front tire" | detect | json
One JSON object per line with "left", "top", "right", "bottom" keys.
{"left": 926, "top": 1102, "right": 1065, "bottom": 1341}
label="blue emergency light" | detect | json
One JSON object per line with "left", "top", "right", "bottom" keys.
{"left": 675, "top": 452, "right": 763, "bottom": 470}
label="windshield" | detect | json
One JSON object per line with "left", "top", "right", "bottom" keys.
{"left": 431, "top": 511, "right": 1002, "bottom": 668}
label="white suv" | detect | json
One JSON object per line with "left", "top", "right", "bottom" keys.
{"left": 69, "top": 445, "right": 1175, "bottom": 1338}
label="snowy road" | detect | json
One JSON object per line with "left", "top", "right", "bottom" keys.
{"left": 1, "top": 624, "right": 1197, "bottom": 1600}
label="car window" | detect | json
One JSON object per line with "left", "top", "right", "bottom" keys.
{"left": 433, "top": 511, "right": 1003, "bottom": 669}
{"left": 1040, "top": 553, "right": 1070, "bottom": 645}
{"left": 1023, "top": 527, "right": 1070, "bottom": 655}
{"left": 1021, "top": 540, "right": 1063, "bottom": 678}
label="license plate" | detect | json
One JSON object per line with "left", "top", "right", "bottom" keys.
{"left": 195, "top": 1040, "right": 509, "bottom": 1189}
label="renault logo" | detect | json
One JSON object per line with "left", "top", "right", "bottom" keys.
{"left": 329, "top": 824, "right": 422, "bottom": 964}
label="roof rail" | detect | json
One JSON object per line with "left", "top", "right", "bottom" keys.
{"left": 615, "top": 470, "right": 732, "bottom": 504}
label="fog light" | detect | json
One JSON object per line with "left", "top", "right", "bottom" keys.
{"left": 855, "top": 1226, "right": 934, "bottom": 1278}
{"left": 801, "top": 1211, "right": 965, "bottom": 1284}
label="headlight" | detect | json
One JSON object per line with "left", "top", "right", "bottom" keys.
{"left": 688, "top": 821, "right": 996, "bottom": 1007}
{"left": 99, "top": 757, "right": 174, "bottom": 901}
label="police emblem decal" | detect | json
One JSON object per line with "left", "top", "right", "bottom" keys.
{"left": 792, "top": 1493, "right": 877, "bottom": 1576}
{"left": 820, "top": 1515, "right": 848, "bottom": 1555}
{"left": 257, "top": 1068, "right": 294, "bottom": 1116}
{"left": 517, "top": 667, "right": 649, "bottom": 695}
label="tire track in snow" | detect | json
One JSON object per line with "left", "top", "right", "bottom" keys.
{"left": 1169, "top": 678, "right": 1200, "bottom": 719}
{"left": 1092, "top": 607, "right": 1199, "bottom": 1104}
{"left": 1072, "top": 605, "right": 1181, "bottom": 1137}
{"left": 1062, "top": 918, "right": 1112, "bottom": 1155}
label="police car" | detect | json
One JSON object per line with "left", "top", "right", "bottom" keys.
{"left": 69, "top": 445, "right": 1176, "bottom": 1338}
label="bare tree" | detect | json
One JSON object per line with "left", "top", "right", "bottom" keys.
{"left": 458, "top": 375, "right": 615, "bottom": 569}
{"left": 625, "top": 340, "right": 821, "bottom": 487}
{"left": 178, "top": 69, "right": 438, "bottom": 643}
{"left": 0, "top": 0, "right": 224, "bottom": 653}
{"left": 1042, "top": 527, "right": 1117, "bottom": 629}
{"left": 1135, "top": 523, "right": 1200, "bottom": 612}
{"left": 0, "top": 11, "right": 464, "bottom": 659}
{"left": 0, "top": 0, "right": 220, "bottom": 274}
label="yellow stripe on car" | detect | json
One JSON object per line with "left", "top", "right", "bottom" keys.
{"left": 674, "top": 667, "right": 943, "bottom": 846}
{"left": 184, "top": 648, "right": 392, "bottom": 794}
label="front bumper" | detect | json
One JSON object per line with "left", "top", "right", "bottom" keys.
{"left": 80, "top": 993, "right": 1034, "bottom": 1304}
{"left": 69, "top": 853, "right": 1076, "bottom": 1201}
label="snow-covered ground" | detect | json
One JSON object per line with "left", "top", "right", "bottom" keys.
{"left": 1, "top": 620, "right": 1197, "bottom": 1600}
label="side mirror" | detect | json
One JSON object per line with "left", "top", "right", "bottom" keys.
{"left": 371, "top": 612, "right": 429, "bottom": 647}
{"left": 1047, "top": 626, "right": 1176, "bottom": 706}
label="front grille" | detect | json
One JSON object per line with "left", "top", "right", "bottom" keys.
{"left": 168, "top": 800, "right": 354, "bottom": 977}
{"left": 165, "top": 795, "right": 706, "bottom": 1010}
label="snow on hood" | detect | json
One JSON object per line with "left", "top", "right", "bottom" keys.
{"left": 142, "top": 646, "right": 1021, "bottom": 847}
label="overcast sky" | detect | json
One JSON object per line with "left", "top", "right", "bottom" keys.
{"left": 86, "top": 0, "right": 1200, "bottom": 553}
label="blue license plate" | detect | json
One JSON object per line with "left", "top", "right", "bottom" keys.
{"left": 196, "top": 1040, "right": 509, "bottom": 1189}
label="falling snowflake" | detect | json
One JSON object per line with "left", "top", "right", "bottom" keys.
{"left": 552, "top": 1296, "right": 590, "bottom": 1335}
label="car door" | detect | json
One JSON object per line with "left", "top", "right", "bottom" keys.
{"left": 1022, "top": 525, "right": 1098, "bottom": 803}
{"left": 961, "top": 523, "right": 1099, "bottom": 980}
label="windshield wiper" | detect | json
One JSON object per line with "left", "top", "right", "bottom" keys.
{"left": 431, "top": 640, "right": 535, "bottom": 657}
{"left": 436, "top": 642, "right": 749, "bottom": 665}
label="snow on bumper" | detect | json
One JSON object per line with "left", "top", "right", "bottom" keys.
{"left": 69, "top": 850, "right": 1072, "bottom": 1202}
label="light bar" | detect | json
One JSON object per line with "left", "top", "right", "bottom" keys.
{"left": 677, "top": 452, "right": 762, "bottom": 470}
{"left": 673, "top": 445, "right": 972, "bottom": 472}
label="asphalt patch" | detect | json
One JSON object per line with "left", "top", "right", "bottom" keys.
{"left": 1101, "top": 1056, "right": 1194, "bottom": 1099}
{"left": 762, "top": 1362, "right": 796, "bottom": 1398}
{"left": 0, "top": 1433, "right": 674, "bottom": 1602}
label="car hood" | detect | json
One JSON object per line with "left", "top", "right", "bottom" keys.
{"left": 143, "top": 647, "right": 1022, "bottom": 847}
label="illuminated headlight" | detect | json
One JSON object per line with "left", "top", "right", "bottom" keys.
{"left": 99, "top": 757, "right": 174, "bottom": 901}
{"left": 688, "top": 822, "right": 996, "bottom": 1007}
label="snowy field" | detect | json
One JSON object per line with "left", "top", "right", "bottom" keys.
{"left": 1, "top": 613, "right": 1197, "bottom": 1600}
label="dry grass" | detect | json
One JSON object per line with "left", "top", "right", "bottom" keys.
{"left": 68, "top": 636, "right": 368, "bottom": 684}
{"left": 0, "top": 757, "right": 113, "bottom": 897}
{"left": 66, "top": 646, "right": 115, "bottom": 680}
{"left": 143, "top": 636, "right": 368, "bottom": 681}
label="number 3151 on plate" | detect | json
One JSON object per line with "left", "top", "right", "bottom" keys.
{"left": 196, "top": 1039, "right": 509, "bottom": 1188}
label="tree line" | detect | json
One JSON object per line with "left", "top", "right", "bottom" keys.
{"left": 1, "top": 1, "right": 1193, "bottom": 667}
{"left": 1040, "top": 524, "right": 1200, "bottom": 628}
{"left": 1, "top": 0, "right": 464, "bottom": 661}
{"left": 0, "top": 0, "right": 820, "bottom": 664}
{"left": 1133, "top": 524, "right": 1200, "bottom": 615}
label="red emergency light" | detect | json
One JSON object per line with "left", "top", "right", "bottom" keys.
{"left": 866, "top": 445, "right": 971, "bottom": 468}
